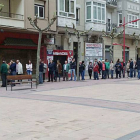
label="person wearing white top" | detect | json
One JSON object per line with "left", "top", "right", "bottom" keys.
{"left": 16, "top": 60, "right": 23, "bottom": 82}
{"left": 26, "top": 60, "right": 33, "bottom": 75}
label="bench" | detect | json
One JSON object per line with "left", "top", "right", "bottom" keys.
{"left": 6, "top": 75, "right": 37, "bottom": 91}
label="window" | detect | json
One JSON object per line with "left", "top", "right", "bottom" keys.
{"left": 127, "top": 14, "right": 139, "bottom": 28}
{"left": 130, "top": 0, "right": 139, "bottom": 3}
{"left": 86, "top": 1, "right": 106, "bottom": 23}
{"left": 35, "top": 4, "right": 44, "bottom": 18}
{"left": 76, "top": 8, "right": 80, "bottom": 24}
{"left": 118, "top": 13, "right": 122, "bottom": 26}
{"left": 59, "top": 0, "right": 76, "bottom": 18}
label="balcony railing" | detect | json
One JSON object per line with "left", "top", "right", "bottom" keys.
{"left": 106, "top": 0, "right": 117, "bottom": 7}
{"left": 0, "top": 12, "right": 24, "bottom": 20}
{"left": 106, "top": 23, "right": 117, "bottom": 33}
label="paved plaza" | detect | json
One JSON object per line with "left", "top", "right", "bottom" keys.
{"left": 0, "top": 78, "right": 140, "bottom": 140}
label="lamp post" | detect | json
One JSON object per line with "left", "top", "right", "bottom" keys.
{"left": 117, "top": 17, "right": 140, "bottom": 63}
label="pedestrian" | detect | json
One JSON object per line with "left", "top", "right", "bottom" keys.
{"left": 42, "top": 61, "right": 47, "bottom": 82}
{"left": 10, "top": 60, "right": 16, "bottom": 76}
{"left": 26, "top": 60, "right": 33, "bottom": 75}
{"left": 130, "top": 59, "right": 134, "bottom": 78}
{"left": 16, "top": 60, "right": 23, "bottom": 82}
{"left": 137, "top": 58, "right": 140, "bottom": 80}
{"left": 79, "top": 61, "right": 84, "bottom": 80}
{"left": 126, "top": 60, "right": 130, "bottom": 78}
{"left": 88, "top": 62, "right": 93, "bottom": 79}
{"left": 48, "top": 59, "right": 54, "bottom": 82}
{"left": 98, "top": 61, "right": 102, "bottom": 75}
{"left": 133, "top": 60, "right": 137, "bottom": 78}
{"left": 120, "top": 60, "right": 125, "bottom": 78}
{"left": 39, "top": 60, "right": 44, "bottom": 84}
{"left": 105, "top": 59, "right": 110, "bottom": 79}
{"left": 57, "top": 60, "right": 62, "bottom": 82}
{"left": 93, "top": 60, "right": 99, "bottom": 80}
{"left": 110, "top": 60, "right": 114, "bottom": 79}
{"left": 0, "top": 61, "right": 8, "bottom": 87}
{"left": 82, "top": 61, "right": 85, "bottom": 80}
{"left": 70, "top": 58, "right": 76, "bottom": 81}
{"left": 101, "top": 60, "right": 106, "bottom": 79}
{"left": 63, "top": 60, "right": 70, "bottom": 81}
{"left": 53, "top": 61, "right": 57, "bottom": 82}
{"left": 115, "top": 59, "right": 121, "bottom": 79}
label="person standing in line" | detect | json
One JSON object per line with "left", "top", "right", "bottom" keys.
{"left": 120, "top": 60, "right": 125, "bottom": 78}
{"left": 57, "top": 60, "right": 62, "bottom": 82}
{"left": 105, "top": 59, "right": 110, "bottom": 79}
{"left": 63, "top": 61, "right": 70, "bottom": 81}
{"left": 98, "top": 61, "right": 102, "bottom": 75}
{"left": 88, "top": 62, "right": 93, "bottom": 79}
{"left": 115, "top": 59, "right": 122, "bottom": 79}
{"left": 137, "top": 58, "right": 140, "bottom": 80}
{"left": 126, "top": 60, "right": 130, "bottom": 78}
{"left": 48, "top": 59, "right": 54, "bottom": 82}
{"left": 110, "top": 60, "right": 114, "bottom": 79}
{"left": 26, "top": 60, "right": 33, "bottom": 75}
{"left": 101, "top": 60, "right": 106, "bottom": 79}
{"left": 42, "top": 61, "right": 47, "bottom": 82}
{"left": 133, "top": 60, "right": 137, "bottom": 78}
{"left": 16, "top": 60, "right": 23, "bottom": 82}
{"left": 79, "top": 61, "right": 84, "bottom": 80}
{"left": 10, "top": 60, "right": 16, "bottom": 76}
{"left": 93, "top": 61, "right": 99, "bottom": 80}
{"left": 53, "top": 61, "right": 57, "bottom": 82}
{"left": 0, "top": 61, "right": 8, "bottom": 87}
{"left": 39, "top": 60, "right": 44, "bottom": 84}
{"left": 130, "top": 59, "right": 134, "bottom": 78}
{"left": 82, "top": 61, "right": 85, "bottom": 80}
{"left": 70, "top": 58, "right": 76, "bottom": 81}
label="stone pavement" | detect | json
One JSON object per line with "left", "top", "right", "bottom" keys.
{"left": 0, "top": 77, "right": 140, "bottom": 140}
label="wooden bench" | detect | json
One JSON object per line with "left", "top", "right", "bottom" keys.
{"left": 6, "top": 75, "right": 37, "bottom": 91}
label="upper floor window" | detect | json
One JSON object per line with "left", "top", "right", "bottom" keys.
{"left": 130, "top": 0, "right": 139, "bottom": 3}
{"left": 86, "top": 1, "right": 106, "bottom": 24}
{"left": 128, "top": 14, "right": 139, "bottom": 28}
{"left": 58, "top": 0, "right": 76, "bottom": 18}
{"left": 35, "top": 4, "right": 44, "bottom": 18}
{"left": 76, "top": 8, "right": 80, "bottom": 24}
{"left": 118, "top": 13, "right": 122, "bottom": 26}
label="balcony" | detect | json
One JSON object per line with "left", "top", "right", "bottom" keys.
{"left": 106, "top": 0, "right": 117, "bottom": 9}
{"left": 106, "top": 23, "right": 117, "bottom": 33}
{"left": 0, "top": 12, "right": 24, "bottom": 28}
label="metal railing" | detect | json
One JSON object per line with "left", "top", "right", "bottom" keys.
{"left": 106, "top": 0, "right": 117, "bottom": 6}
{"left": 0, "top": 12, "right": 24, "bottom": 20}
{"left": 106, "top": 23, "right": 117, "bottom": 32}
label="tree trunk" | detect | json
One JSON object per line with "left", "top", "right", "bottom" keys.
{"left": 77, "top": 36, "right": 80, "bottom": 81}
{"left": 36, "top": 31, "right": 42, "bottom": 85}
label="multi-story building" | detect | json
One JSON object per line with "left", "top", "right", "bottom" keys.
{"left": 0, "top": 0, "right": 56, "bottom": 73}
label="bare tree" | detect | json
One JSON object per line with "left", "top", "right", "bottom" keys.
{"left": 66, "top": 24, "right": 92, "bottom": 81}
{"left": 28, "top": 15, "right": 57, "bottom": 85}
{"left": 102, "top": 28, "right": 124, "bottom": 61}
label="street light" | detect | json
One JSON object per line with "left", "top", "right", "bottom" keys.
{"left": 117, "top": 17, "right": 140, "bottom": 63}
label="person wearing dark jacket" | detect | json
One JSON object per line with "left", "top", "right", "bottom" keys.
{"left": 137, "top": 58, "right": 140, "bottom": 79}
{"left": 48, "top": 59, "right": 54, "bottom": 82}
{"left": 70, "top": 58, "right": 76, "bottom": 81}
{"left": 115, "top": 60, "right": 122, "bottom": 79}
{"left": 39, "top": 61, "right": 44, "bottom": 84}
{"left": 10, "top": 60, "right": 16, "bottom": 76}
{"left": 82, "top": 61, "right": 85, "bottom": 80}
{"left": 98, "top": 61, "right": 102, "bottom": 75}
{"left": 130, "top": 59, "right": 134, "bottom": 78}
{"left": 88, "top": 62, "right": 93, "bottom": 79}
{"left": 79, "top": 62, "right": 84, "bottom": 80}
{"left": 0, "top": 61, "right": 8, "bottom": 87}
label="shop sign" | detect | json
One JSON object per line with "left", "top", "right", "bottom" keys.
{"left": 53, "top": 52, "right": 68, "bottom": 55}
{"left": 44, "top": 38, "right": 54, "bottom": 45}
{"left": 85, "top": 43, "right": 102, "bottom": 57}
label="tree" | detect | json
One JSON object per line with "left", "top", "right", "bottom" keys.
{"left": 102, "top": 28, "right": 124, "bottom": 61}
{"left": 66, "top": 24, "right": 92, "bottom": 81}
{"left": 28, "top": 15, "right": 57, "bottom": 85}
{"left": 0, "top": 4, "right": 4, "bottom": 12}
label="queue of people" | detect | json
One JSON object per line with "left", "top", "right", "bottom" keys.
{"left": 1, "top": 57, "right": 140, "bottom": 87}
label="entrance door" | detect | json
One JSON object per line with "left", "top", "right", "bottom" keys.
{"left": 122, "top": 51, "right": 129, "bottom": 63}
{"left": 53, "top": 55, "right": 67, "bottom": 75}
